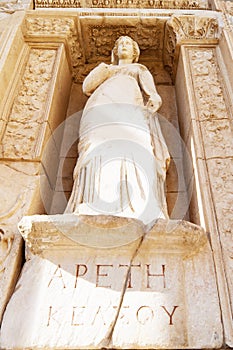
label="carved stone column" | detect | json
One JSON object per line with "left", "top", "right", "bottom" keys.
{"left": 0, "top": 10, "right": 72, "bottom": 321}
{"left": 175, "top": 19, "right": 233, "bottom": 346}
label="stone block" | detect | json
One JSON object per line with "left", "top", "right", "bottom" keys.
{"left": 0, "top": 215, "right": 223, "bottom": 349}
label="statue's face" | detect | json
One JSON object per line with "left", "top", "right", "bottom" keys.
{"left": 117, "top": 37, "right": 134, "bottom": 61}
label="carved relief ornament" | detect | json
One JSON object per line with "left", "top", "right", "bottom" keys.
{"left": 0, "top": 49, "right": 57, "bottom": 159}
{"left": 164, "top": 14, "right": 222, "bottom": 79}
{"left": 23, "top": 16, "right": 83, "bottom": 81}
{"left": 34, "top": 0, "right": 208, "bottom": 9}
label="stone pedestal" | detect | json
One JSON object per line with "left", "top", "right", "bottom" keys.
{"left": 0, "top": 215, "right": 222, "bottom": 349}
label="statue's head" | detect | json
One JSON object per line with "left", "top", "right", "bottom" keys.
{"left": 111, "top": 36, "right": 140, "bottom": 65}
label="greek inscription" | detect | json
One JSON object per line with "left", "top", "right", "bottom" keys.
{"left": 48, "top": 264, "right": 66, "bottom": 288}
{"left": 47, "top": 306, "right": 60, "bottom": 327}
{"left": 47, "top": 263, "right": 167, "bottom": 290}
{"left": 161, "top": 305, "right": 179, "bottom": 325}
{"left": 71, "top": 306, "right": 86, "bottom": 326}
{"left": 113, "top": 305, "right": 130, "bottom": 324}
{"left": 91, "top": 306, "right": 107, "bottom": 325}
{"left": 118, "top": 263, "right": 141, "bottom": 288}
{"left": 136, "top": 306, "right": 154, "bottom": 325}
{"left": 74, "top": 264, "right": 88, "bottom": 288}
{"left": 47, "top": 304, "right": 180, "bottom": 327}
{"left": 146, "top": 264, "right": 166, "bottom": 289}
{"left": 96, "top": 264, "right": 113, "bottom": 288}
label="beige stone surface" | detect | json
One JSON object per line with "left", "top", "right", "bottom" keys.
{"left": 0, "top": 216, "right": 222, "bottom": 349}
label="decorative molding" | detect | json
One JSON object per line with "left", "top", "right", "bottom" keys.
{"left": 85, "top": 22, "right": 163, "bottom": 60}
{"left": 34, "top": 0, "right": 208, "bottom": 9}
{"left": 0, "top": 48, "right": 57, "bottom": 159}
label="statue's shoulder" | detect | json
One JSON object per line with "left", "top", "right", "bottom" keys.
{"left": 135, "top": 63, "right": 150, "bottom": 72}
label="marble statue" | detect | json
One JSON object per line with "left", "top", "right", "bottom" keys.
{"left": 65, "top": 36, "right": 170, "bottom": 228}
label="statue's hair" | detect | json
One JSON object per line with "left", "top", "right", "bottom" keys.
{"left": 111, "top": 36, "right": 140, "bottom": 65}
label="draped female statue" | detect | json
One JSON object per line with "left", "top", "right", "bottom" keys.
{"left": 65, "top": 36, "right": 170, "bottom": 229}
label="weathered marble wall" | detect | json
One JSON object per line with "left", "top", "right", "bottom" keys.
{"left": 0, "top": 4, "right": 232, "bottom": 349}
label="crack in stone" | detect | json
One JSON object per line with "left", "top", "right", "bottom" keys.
{"left": 2, "top": 163, "right": 39, "bottom": 176}
{"left": 99, "top": 230, "right": 147, "bottom": 349}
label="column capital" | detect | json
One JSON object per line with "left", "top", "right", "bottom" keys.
{"left": 164, "top": 13, "right": 223, "bottom": 79}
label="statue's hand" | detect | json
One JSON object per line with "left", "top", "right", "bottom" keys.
{"left": 83, "top": 62, "right": 110, "bottom": 96}
{"left": 146, "top": 97, "right": 161, "bottom": 113}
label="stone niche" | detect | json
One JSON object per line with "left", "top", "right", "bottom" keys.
{"left": 0, "top": 7, "right": 233, "bottom": 350}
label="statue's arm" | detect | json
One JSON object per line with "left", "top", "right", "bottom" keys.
{"left": 138, "top": 66, "right": 162, "bottom": 112}
{"left": 83, "top": 63, "right": 110, "bottom": 96}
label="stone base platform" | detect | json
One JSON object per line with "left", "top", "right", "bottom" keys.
{"left": 0, "top": 215, "right": 223, "bottom": 349}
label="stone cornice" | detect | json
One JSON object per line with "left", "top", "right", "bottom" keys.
{"left": 22, "top": 10, "right": 222, "bottom": 82}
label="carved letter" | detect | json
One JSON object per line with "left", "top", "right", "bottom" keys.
{"left": 113, "top": 305, "right": 130, "bottom": 324}
{"left": 96, "top": 264, "right": 113, "bottom": 288}
{"left": 136, "top": 306, "right": 154, "bottom": 325}
{"left": 91, "top": 306, "right": 107, "bottom": 325}
{"left": 161, "top": 305, "right": 179, "bottom": 325}
{"left": 48, "top": 264, "right": 66, "bottom": 288}
{"left": 74, "top": 264, "right": 88, "bottom": 288}
{"left": 71, "top": 306, "right": 86, "bottom": 326}
{"left": 146, "top": 264, "right": 166, "bottom": 289}
{"left": 118, "top": 264, "right": 141, "bottom": 288}
{"left": 47, "top": 306, "right": 60, "bottom": 326}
